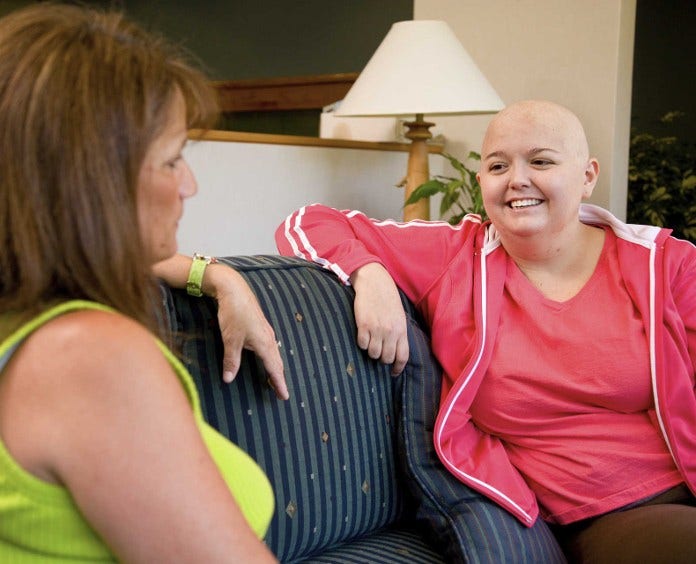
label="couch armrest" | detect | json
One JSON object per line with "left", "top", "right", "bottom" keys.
{"left": 161, "top": 255, "right": 408, "bottom": 561}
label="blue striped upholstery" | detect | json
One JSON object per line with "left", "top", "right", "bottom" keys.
{"left": 299, "top": 526, "right": 444, "bottom": 563}
{"left": 163, "top": 256, "right": 441, "bottom": 562}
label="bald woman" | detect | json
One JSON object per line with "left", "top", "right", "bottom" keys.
{"left": 274, "top": 100, "right": 696, "bottom": 562}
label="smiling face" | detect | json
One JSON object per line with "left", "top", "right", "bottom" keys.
{"left": 477, "top": 100, "right": 599, "bottom": 242}
{"left": 137, "top": 90, "right": 197, "bottom": 264}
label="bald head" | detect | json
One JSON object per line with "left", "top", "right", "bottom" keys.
{"left": 476, "top": 99, "right": 601, "bottom": 234}
{"left": 482, "top": 100, "right": 590, "bottom": 162}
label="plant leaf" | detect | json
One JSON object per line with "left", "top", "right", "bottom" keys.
{"left": 441, "top": 191, "right": 458, "bottom": 215}
{"left": 442, "top": 152, "right": 467, "bottom": 176}
{"left": 445, "top": 179, "right": 464, "bottom": 192}
{"left": 682, "top": 174, "right": 696, "bottom": 190}
{"left": 404, "top": 180, "right": 446, "bottom": 205}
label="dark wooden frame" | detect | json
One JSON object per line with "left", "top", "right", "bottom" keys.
{"left": 212, "top": 72, "right": 359, "bottom": 113}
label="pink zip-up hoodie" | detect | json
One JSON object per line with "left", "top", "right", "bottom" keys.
{"left": 276, "top": 203, "right": 696, "bottom": 526}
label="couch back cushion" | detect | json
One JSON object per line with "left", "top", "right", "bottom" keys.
{"left": 163, "top": 255, "right": 403, "bottom": 561}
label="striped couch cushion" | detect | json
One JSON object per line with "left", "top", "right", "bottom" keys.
{"left": 299, "top": 526, "right": 444, "bottom": 563}
{"left": 163, "top": 255, "right": 438, "bottom": 562}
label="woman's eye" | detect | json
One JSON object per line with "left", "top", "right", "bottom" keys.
{"left": 166, "top": 156, "right": 182, "bottom": 170}
{"left": 488, "top": 163, "right": 506, "bottom": 172}
{"left": 531, "top": 158, "right": 552, "bottom": 167}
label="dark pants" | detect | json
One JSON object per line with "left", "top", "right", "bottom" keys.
{"left": 553, "top": 484, "right": 696, "bottom": 564}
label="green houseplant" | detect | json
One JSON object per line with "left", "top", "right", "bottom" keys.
{"left": 627, "top": 112, "right": 696, "bottom": 242}
{"left": 405, "top": 151, "right": 487, "bottom": 224}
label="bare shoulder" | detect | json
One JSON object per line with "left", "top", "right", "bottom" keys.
{"left": 0, "top": 308, "right": 185, "bottom": 483}
{"left": 18, "top": 308, "right": 170, "bottom": 389}
{"left": 27, "top": 307, "right": 158, "bottom": 356}
{"left": 26, "top": 308, "right": 182, "bottom": 416}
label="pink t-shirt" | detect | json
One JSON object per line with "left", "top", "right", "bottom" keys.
{"left": 470, "top": 227, "right": 682, "bottom": 524}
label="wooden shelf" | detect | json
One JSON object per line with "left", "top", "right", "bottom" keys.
{"left": 205, "top": 73, "right": 445, "bottom": 156}
{"left": 189, "top": 128, "right": 445, "bottom": 153}
{"left": 212, "top": 73, "right": 359, "bottom": 113}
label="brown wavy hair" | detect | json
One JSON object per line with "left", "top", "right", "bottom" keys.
{"left": 0, "top": 3, "right": 218, "bottom": 334}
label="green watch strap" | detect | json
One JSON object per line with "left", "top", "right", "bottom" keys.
{"left": 186, "top": 253, "right": 217, "bottom": 297}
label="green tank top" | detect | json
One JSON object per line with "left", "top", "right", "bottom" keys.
{"left": 0, "top": 301, "right": 274, "bottom": 562}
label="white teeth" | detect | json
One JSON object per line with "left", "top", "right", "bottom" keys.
{"left": 510, "top": 198, "right": 542, "bottom": 208}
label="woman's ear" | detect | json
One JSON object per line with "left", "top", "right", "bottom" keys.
{"left": 582, "top": 158, "right": 600, "bottom": 198}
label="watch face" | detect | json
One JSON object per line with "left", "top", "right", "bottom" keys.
{"left": 193, "top": 253, "right": 217, "bottom": 265}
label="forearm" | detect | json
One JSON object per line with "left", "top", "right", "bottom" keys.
{"left": 152, "top": 253, "right": 233, "bottom": 299}
{"left": 275, "top": 203, "right": 458, "bottom": 304}
{"left": 154, "top": 254, "right": 288, "bottom": 398}
{"left": 275, "top": 204, "right": 384, "bottom": 284}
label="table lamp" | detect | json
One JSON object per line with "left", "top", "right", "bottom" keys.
{"left": 336, "top": 20, "right": 504, "bottom": 221}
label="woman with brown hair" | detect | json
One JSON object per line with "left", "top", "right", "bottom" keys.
{"left": 0, "top": 3, "right": 284, "bottom": 561}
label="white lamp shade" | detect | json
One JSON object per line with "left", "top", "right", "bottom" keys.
{"left": 336, "top": 20, "right": 504, "bottom": 118}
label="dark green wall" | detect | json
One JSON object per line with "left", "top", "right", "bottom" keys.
{"left": 122, "top": 0, "right": 412, "bottom": 80}
{"left": 631, "top": 0, "right": 695, "bottom": 144}
{"left": 0, "top": 0, "right": 411, "bottom": 80}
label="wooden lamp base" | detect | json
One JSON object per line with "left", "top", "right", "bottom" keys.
{"left": 402, "top": 113, "right": 434, "bottom": 222}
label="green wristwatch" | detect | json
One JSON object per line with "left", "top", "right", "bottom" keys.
{"left": 186, "top": 253, "right": 218, "bottom": 297}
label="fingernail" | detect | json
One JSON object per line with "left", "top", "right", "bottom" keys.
{"left": 223, "top": 371, "right": 234, "bottom": 383}
{"left": 271, "top": 382, "right": 289, "bottom": 401}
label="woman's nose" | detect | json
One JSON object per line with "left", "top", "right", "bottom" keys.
{"left": 179, "top": 160, "right": 198, "bottom": 198}
{"left": 508, "top": 162, "right": 530, "bottom": 190}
